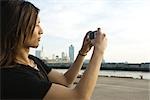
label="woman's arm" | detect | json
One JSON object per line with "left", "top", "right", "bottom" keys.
{"left": 47, "top": 33, "right": 93, "bottom": 87}
{"left": 75, "top": 28, "right": 107, "bottom": 99}
{"left": 44, "top": 28, "right": 107, "bottom": 100}
{"left": 47, "top": 54, "right": 85, "bottom": 87}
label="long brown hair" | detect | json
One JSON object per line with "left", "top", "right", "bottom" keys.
{"left": 0, "top": 0, "right": 40, "bottom": 67}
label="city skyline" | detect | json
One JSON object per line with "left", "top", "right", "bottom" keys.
{"left": 30, "top": 0, "right": 150, "bottom": 63}
{"left": 34, "top": 44, "right": 75, "bottom": 63}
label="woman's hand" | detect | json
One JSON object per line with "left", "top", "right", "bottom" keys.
{"left": 80, "top": 31, "right": 93, "bottom": 55}
{"left": 93, "top": 28, "right": 107, "bottom": 54}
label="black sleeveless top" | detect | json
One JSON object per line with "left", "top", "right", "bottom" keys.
{"left": 1, "top": 55, "right": 52, "bottom": 99}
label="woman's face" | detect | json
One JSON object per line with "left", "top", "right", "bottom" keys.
{"left": 24, "top": 16, "right": 43, "bottom": 48}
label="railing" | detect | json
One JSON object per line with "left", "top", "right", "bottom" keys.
{"left": 45, "top": 62, "right": 150, "bottom": 72}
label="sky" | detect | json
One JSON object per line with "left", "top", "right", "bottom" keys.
{"left": 29, "top": 0, "right": 150, "bottom": 63}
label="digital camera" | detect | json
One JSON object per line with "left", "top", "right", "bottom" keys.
{"left": 88, "top": 31, "right": 97, "bottom": 39}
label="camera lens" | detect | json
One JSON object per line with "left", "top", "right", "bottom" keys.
{"left": 89, "top": 31, "right": 96, "bottom": 39}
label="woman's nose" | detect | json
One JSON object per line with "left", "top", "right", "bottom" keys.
{"left": 40, "top": 26, "right": 43, "bottom": 34}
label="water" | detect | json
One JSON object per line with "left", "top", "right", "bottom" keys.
{"left": 54, "top": 69, "right": 150, "bottom": 80}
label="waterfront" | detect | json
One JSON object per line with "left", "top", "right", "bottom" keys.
{"left": 55, "top": 69, "right": 150, "bottom": 80}
{"left": 54, "top": 69, "right": 150, "bottom": 100}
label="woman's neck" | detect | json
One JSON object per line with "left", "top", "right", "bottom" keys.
{"left": 15, "top": 48, "right": 30, "bottom": 65}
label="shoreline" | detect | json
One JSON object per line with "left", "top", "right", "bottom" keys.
{"left": 55, "top": 69, "right": 150, "bottom": 80}
{"left": 77, "top": 73, "right": 149, "bottom": 80}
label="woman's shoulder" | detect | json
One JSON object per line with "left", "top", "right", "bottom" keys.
{"left": 29, "top": 54, "right": 52, "bottom": 74}
{"left": 28, "top": 54, "right": 43, "bottom": 62}
{"left": 28, "top": 54, "right": 46, "bottom": 66}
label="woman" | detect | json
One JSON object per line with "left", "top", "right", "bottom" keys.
{"left": 1, "top": 0, "right": 107, "bottom": 100}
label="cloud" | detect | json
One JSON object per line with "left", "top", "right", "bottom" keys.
{"left": 34, "top": 0, "right": 105, "bottom": 39}
{"left": 30, "top": 0, "right": 150, "bottom": 62}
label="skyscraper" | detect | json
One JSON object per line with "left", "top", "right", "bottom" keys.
{"left": 61, "top": 52, "right": 65, "bottom": 60}
{"left": 69, "top": 45, "right": 74, "bottom": 63}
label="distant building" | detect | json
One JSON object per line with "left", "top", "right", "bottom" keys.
{"left": 55, "top": 55, "right": 59, "bottom": 62}
{"left": 61, "top": 52, "right": 65, "bottom": 60}
{"left": 69, "top": 45, "right": 74, "bottom": 63}
{"left": 35, "top": 50, "right": 42, "bottom": 58}
{"left": 84, "top": 59, "right": 90, "bottom": 64}
{"left": 52, "top": 54, "right": 55, "bottom": 60}
{"left": 102, "top": 59, "right": 105, "bottom": 63}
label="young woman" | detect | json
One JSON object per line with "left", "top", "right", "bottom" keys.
{"left": 1, "top": 0, "right": 107, "bottom": 100}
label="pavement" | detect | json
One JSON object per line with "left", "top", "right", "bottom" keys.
{"left": 90, "top": 76, "right": 150, "bottom": 100}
